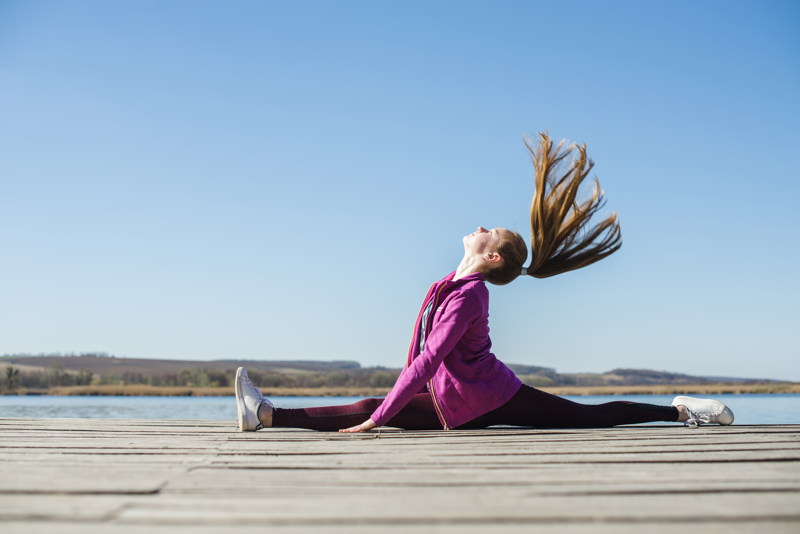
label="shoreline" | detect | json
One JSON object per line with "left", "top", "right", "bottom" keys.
{"left": 4, "top": 382, "right": 800, "bottom": 397}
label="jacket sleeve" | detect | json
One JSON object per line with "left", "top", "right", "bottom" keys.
{"left": 370, "top": 288, "right": 482, "bottom": 427}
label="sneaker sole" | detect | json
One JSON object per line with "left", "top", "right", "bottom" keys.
{"left": 235, "top": 367, "right": 246, "bottom": 432}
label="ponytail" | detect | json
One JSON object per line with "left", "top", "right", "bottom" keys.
{"left": 523, "top": 132, "right": 621, "bottom": 278}
{"left": 484, "top": 132, "right": 621, "bottom": 285}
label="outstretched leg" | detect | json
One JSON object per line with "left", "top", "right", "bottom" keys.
{"left": 459, "top": 385, "right": 680, "bottom": 429}
{"left": 271, "top": 393, "right": 442, "bottom": 432}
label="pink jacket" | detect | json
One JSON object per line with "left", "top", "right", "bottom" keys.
{"left": 370, "top": 271, "right": 522, "bottom": 429}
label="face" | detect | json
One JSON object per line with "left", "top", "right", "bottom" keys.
{"left": 463, "top": 226, "right": 511, "bottom": 256}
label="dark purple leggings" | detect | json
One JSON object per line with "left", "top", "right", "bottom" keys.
{"left": 272, "top": 385, "right": 679, "bottom": 432}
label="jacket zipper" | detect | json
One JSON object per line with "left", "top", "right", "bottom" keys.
{"left": 429, "top": 380, "right": 450, "bottom": 430}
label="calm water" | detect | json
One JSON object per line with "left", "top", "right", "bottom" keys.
{"left": 1, "top": 394, "right": 798, "bottom": 425}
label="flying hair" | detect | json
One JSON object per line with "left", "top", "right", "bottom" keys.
{"left": 523, "top": 132, "right": 622, "bottom": 279}
{"left": 482, "top": 132, "right": 621, "bottom": 286}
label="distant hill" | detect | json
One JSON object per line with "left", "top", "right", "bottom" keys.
{"left": 0, "top": 354, "right": 784, "bottom": 392}
{"left": 506, "top": 366, "right": 774, "bottom": 388}
{"left": 0, "top": 354, "right": 392, "bottom": 390}
{"left": 0, "top": 354, "right": 361, "bottom": 376}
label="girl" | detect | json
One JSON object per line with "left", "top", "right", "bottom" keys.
{"left": 235, "top": 133, "right": 733, "bottom": 433}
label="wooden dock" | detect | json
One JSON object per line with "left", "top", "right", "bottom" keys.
{"left": 1, "top": 419, "right": 799, "bottom": 533}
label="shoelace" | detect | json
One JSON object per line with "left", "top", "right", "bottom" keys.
{"left": 249, "top": 386, "right": 266, "bottom": 431}
{"left": 684, "top": 410, "right": 711, "bottom": 428}
{"left": 247, "top": 376, "right": 268, "bottom": 430}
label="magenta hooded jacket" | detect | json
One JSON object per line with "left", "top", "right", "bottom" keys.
{"left": 370, "top": 271, "right": 522, "bottom": 429}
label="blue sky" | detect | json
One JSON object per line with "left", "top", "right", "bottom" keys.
{"left": 2, "top": 1, "right": 798, "bottom": 380}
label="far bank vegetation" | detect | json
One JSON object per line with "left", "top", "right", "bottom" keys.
{"left": 0, "top": 354, "right": 399, "bottom": 396}
{"left": 1, "top": 353, "right": 796, "bottom": 396}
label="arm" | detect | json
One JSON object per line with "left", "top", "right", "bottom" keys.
{"left": 342, "top": 289, "right": 482, "bottom": 431}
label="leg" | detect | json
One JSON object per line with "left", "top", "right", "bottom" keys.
{"left": 271, "top": 393, "right": 442, "bottom": 432}
{"left": 459, "top": 385, "right": 680, "bottom": 429}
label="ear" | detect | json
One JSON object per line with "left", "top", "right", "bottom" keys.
{"left": 484, "top": 252, "right": 503, "bottom": 265}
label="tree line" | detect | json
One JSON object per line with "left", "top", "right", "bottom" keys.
{"left": 1, "top": 364, "right": 401, "bottom": 393}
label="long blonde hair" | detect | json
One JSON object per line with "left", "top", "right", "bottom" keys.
{"left": 485, "top": 132, "right": 621, "bottom": 284}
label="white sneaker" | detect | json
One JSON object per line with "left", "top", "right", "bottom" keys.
{"left": 672, "top": 395, "right": 734, "bottom": 427}
{"left": 235, "top": 367, "right": 272, "bottom": 432}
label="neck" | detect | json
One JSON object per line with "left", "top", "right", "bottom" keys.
{"left": 454, "top": 256, "right": 483, "bottom": 281}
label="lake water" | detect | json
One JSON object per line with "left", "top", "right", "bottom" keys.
{"left": 1, "top": 394, "right": 798, "bottom": 425}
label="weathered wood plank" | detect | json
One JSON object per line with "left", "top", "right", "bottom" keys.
{"left": 0, "top": 465, "right": 173, "bottom": 493}
{"left": 4, "top": 520, "right": 800, "bottom": 534}
{"left": 110, "top": 491, "right": 800, "bottom": 523}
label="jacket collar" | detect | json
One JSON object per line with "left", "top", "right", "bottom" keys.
{"left": 443, "top": 271, "right": 485, "bottom": 284}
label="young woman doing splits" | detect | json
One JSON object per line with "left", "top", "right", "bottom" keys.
{"left": 235, "top": 133, "right": 734, "bottom": 433}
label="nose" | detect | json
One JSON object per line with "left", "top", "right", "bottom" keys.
{"left": 477, "top": 226, "right": 487, "bottom": 233}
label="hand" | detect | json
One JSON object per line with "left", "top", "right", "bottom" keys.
{"left": 339, "top": 418, "right": 377, "bottom": 433}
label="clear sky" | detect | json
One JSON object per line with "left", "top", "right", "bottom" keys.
{"left": 2, "top": 1, "right": 798, "bottom": 380}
